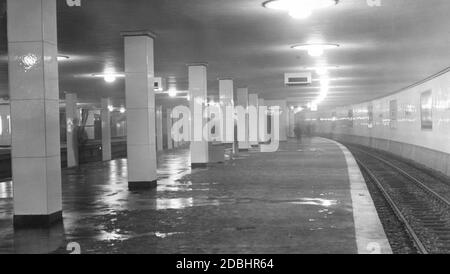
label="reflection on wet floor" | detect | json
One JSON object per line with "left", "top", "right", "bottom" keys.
{"left": 0, "top": 139, "right": 357, "bottom": 254}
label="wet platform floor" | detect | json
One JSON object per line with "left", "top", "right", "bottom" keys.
{"left": 0, "top": 138, "right": 360, "bottom": 254}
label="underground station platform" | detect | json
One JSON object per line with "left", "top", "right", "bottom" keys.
{"left": 1, "top": 0, "right": 450, "bottom": 262}
{"left": 0, "top": 138, "right": 391, "bottom": 254}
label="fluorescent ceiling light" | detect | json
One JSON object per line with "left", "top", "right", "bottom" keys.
{"left": 263, "top": 0, "right": 339, "bottom": 19}
{"left": 91, "top": 73, "right": 125, "bottom": 83}
{"left": 57, "top": 55, "right": 70, "bottom": 61}
{"left": 292, "top": 44, "right": 340, "bottom": 57}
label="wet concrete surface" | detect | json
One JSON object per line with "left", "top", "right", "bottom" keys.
{"left": 0, "top": 138, "right": 357, "bottom": 254}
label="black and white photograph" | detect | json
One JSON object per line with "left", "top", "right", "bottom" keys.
{"left": 0, "top": 0, "right": 449, "bottom": 262}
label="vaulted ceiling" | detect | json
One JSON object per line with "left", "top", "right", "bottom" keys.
{"left": 0, "top": 0, "right": 449, "bottom": 108}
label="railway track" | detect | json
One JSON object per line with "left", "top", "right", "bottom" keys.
{"left": 347, "top": 145, "right": 450, "bottom": 254}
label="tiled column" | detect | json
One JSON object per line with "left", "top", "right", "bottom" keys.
{"left": 65, "top": 93, "right": 79, "bottom": 167}
{"left": 219, "top": 78, "right": 234, "bottom": 144}
{"left": 249, "top": 93, "right": 259, "bottom": 146}
{"left": 281, "top": 100, "right": 288, "bottom": 141}
{"left": 265, "top": 100, "right": 287, "bottom": 141}
{"left": 122, "top": 31, "right": 157, "bottom": 190}
{"left": 289, "top": 108, "right": 295, "bottom": 138}
{"left": 101, "top": 98, "right": 112, "bottom": 161}
{"left": 8, "top": 0, "right": 62, "bottom": 228}
{"left": 237, "top": 88, "right": 250, "bottom": 151}
{"left": 258, "top": 98, "right": 268, "bottom": 143}
{"left": 188, "top": 63, "right": 209, "bottom": 168}
{"left": 166, "top": 108, "right": 173, "bottom": 150}
{"left": 156, "top": 105, "right": 163, "bottom": 151}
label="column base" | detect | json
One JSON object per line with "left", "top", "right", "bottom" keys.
{"left": 128, "top": 180, "right": 157, "bottom": 191}
{"left": 191, "top": 163, "right": 208, "bottom": 168}
{"left": 13, "top": 211, "right": 63, "bottom": 229}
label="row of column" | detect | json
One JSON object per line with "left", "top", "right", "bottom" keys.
{"left": 7, "top": 0, "right": 289, "bottom": 228}
{"left": 64, "top": 94, "right": 179, "bottom": 169}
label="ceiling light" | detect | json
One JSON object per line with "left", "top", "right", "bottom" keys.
{"left": 289, "top": 8, "right": 312, "bottom": 19}
{"left": 108, "top": 105, "right": 114, "bottom": 112}
{"left": 292, "top": 43, "right": 339, "bottom": 57}
{"left": 119, "top": 107, "right": 126, "bottom": 113}
{"left": 263, "top": 0, "right": 339, "bottom": 19}
{"left": 104, "top": 74, "right": 117, "bottom": 83}
{"left": 92, "top": 73, "right": 125, "bottom": 83}
{"left": 168, "top": 88, "right": 178, "bottom": 98}
{"left": 57, "top": 55, "right": 70, "bottom": 61}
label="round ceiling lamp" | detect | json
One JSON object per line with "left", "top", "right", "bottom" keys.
{"left": 291, "top": 43, "right": 340, "bottom": 57}
{"left": 263, "top": 0, "right": 339, "bottom": 19}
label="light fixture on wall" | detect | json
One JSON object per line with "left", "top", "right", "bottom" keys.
{"left": 263, "top": 0, "right": 339, "bottom": 19}
{"left": 57, "top": 55, "right": 70, "bottom": 62}
{"left": 292, "top": 43, "right": 339, "bottom": 57}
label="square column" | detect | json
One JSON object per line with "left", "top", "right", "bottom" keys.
{"left": 265, "top": 100, "right": 287, "bottom": 141}
{"left": 166, "top": 108, "right": 173, "bottom": 150}
{"left": 188, "top": 63, "right": 209, "bottom": 168}
{"left": 8, "top": 0, "right": 62, "bottom": 228}
{"left": 101, "top": 98, "right": 112, "bottom": 161}
{"left": 122, "top": 31, "right": 157, "bottom": 190}
{"left": 65, "top": 93, "right": 79, "bottom": 167}
{"left": 219, "top": 78, "right": 234, "bottom": 144}
{"left": 237, "top": 88, "right": 250, "bottom": 151}
{"left": 258, "top": 98, "right": 268, "bottom": 143}
{"left": 156, "top": 105, "right": 163, "bottom": 151}
{"left": 249, "top": 93, "right": 259, "bottom": 146}
{"left": 289, "top": 108, "right": 296, "bottom": 138}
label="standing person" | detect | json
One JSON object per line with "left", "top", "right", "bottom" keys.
{"left": 294, "top": 124, "right": 302, "bottom": 145}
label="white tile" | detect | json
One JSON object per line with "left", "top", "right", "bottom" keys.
{"left": 46, "top": 155, "right": 62, "bottom": 214}
{"left": 8, "top": 42, "right": 45, "bottom": 100}
{"left": 7, "top": 0, "right": 43, "bottom": 42}
{"left": 43, "top": 43, "right": 59, "bottom": 100}
{"left": 124, "top": 36, "right": 152, "bottom": 73}
{"left": 42, "top": 0, "right": 57, "bottom": 44}
{"left": 127, "top": 144, "right": 157, "bottom": 182}
{"left": 45, "top": 100, "right": 61, "bottom": 157}
{"left": 125, "top": 73, "right": 153, "bottom": 109}
{"left": 127, "top": 108, "right": 151, "bottom": 145}
{"left": 12, "top": 157, "right": 48, "bottom": 215}
{"left": 11, "top": 100, "right": 46, "bottom": 158}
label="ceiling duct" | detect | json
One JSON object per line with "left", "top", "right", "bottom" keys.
{"left": 285, "top": 72, "right": 312, "bottom": 86}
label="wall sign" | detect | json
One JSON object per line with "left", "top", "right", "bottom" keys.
{"left": 420, "top": 90, "right": 433, "bottom": 130}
